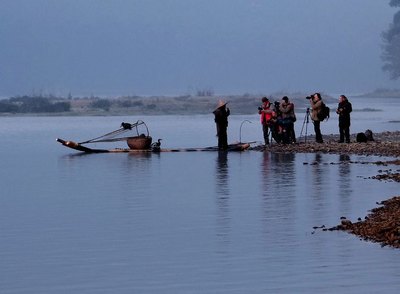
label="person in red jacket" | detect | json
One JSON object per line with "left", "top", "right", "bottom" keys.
{"left": 258, "top": 97, "right": 275, "bottom": 145}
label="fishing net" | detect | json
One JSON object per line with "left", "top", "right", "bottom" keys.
{"left": 79, "top": 120, "right": 150, "bottom": 144}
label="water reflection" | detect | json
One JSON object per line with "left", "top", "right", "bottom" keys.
{"left": 260, "top": 152, "right": 297, "bottom": 241}
{"left": 271, "top": 152, "right": 296, "bottom": 184}
{"left": 311, "top": 153, "right": 324, "bottom": 189}
{"left": 260, "top": 152, "right": 296, "bottom": 194}
{"left": 308, "top": 153, "right": 329, "bottom": 227}
{"left": 338, "top": 154, "right": 352, "bottom": 214}
{"left": 338, "top": 154, "right": 351, "bottom": 186}
{"left": 215, "top": 151, "right": 230, "bottom": 246}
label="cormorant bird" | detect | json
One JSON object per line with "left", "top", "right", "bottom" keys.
{"left": 120, "top": 122, "right": 132, "bottom": 130}
{"left": 151, "top": 139, "right": 162, "bottom": 151}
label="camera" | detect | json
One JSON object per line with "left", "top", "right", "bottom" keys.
{"left": 258, "top": 106, "right": 263, "bottom": 111}
{"left": 274, "top": 101, "right": 280, "bottom": 108}
{"left": 306, "top": 96, "right": 312, "bottom": 100}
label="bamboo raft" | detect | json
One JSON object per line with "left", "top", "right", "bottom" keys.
{"left": 56, "top": 138, "right": 250, "bottom": 153}
{"left": 56, "top": 120, "right": 251, "bottom": 153}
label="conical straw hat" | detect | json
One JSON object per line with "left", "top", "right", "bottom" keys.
{"left": 215, "top": 100, "right": 228, "bottom": 110}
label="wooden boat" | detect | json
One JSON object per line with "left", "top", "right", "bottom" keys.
{"left": 57, "top": 120, "right": 153, "bottom": 152}
{"left": 57, "top": 138, "right": 251, "bottom": 153}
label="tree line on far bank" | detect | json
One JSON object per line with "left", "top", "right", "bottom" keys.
{"left": 1, "top": 90, "right": 400, "bottom": 115}
{"left": 0, "top": 94, "right": 256, "bottom": 115}
{"left": 0, "top": 95, "right": 71, "bottom": 113}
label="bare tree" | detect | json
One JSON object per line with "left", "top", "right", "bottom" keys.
{"left": 382, "top": 0, "right": 400, "bottom": 79}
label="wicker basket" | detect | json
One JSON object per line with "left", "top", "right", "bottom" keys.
{"left": 127, "top": 136, "right": 152, "bottom": 150}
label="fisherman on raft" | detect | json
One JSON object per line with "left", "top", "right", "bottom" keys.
{"left": 213, "top": 100, "right": 230, "bottom": 150}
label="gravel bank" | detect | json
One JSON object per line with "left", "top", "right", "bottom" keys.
{"left": 251, "top": 131, "right": 400, "bottom": 157}
{"left": 327, "top": 197, "right": 400, "bottom": 248}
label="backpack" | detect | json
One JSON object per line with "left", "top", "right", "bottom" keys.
{"left": 317, "top": 102, "right": 330, "bottom": 121}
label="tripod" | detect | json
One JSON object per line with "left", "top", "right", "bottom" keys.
{"left": 300, "top": 108, "right": 310, "bottom": 143}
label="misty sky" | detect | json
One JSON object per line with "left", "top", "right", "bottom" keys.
{"left": 0, "top": 0, "right": 399, "bottom": 97}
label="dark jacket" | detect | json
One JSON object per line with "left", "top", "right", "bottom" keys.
{"left": 213, "top": 107, "right": 230, "bottom": 129}
{"left": 337, "top": 100, "right": 352, "bottom": 127}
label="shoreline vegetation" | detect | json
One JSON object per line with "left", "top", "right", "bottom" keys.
{"left": 0, "top": 92, "right": 328, "bottom": 116}
{"left": 0, "top": 88, "right": 399, "bottom": 116}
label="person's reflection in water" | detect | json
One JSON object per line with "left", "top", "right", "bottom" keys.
{"left": 311, "top": 153, "right": 324, "bottom": 190}
{"left": 260, "top": 152, "right": 296, "bottom": 242}
{"left": 309, "top": 153, "right": 330, "bottom": 228}
{"left": 271, "top": 153, "right": 296, "bottom": 185}
{"left": 338, "top": 154, "right": 352, "bottom": 213}
{"left": 215, "top": 151, "right": 231, "bottom": 249}
{"left": 338, "top": 154, "right": 351, "bottom": 177}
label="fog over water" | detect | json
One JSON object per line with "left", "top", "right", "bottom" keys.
{"left": 0, "top": 0, "right": 399, "bottom": 97}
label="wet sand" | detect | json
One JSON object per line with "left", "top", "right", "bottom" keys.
{"left": 257, "top": 131, "right": 400, "bottom": 248}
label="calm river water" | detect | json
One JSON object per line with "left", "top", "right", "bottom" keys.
{"left": 1, "top": 96, "right": 400, "bottom": 293}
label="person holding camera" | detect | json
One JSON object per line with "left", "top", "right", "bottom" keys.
{"left": 279, "top": 96, "right": 296, "bottom": 143}
{"left": 309, "top": 93, "right": 324, "bottom": 143}
{"left": 258, "top": 97, "right": 275, "bottom": 145}
{"left": 213, "top": 100, "right": 230, "bottom": 150}
{"left": 336, "top": 95, "right": 352, "bottom": 143}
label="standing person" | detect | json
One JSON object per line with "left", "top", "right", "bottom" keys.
{"left": 336, "top": 95, "right": 352, "bottom": 143}
{"left": 279, "top": 96, "right": 297, "bottom": 143}
{"left": 213, "top": 100, "right": 230, "bottom": 150}
{"left": 309, "top": 92, "right": 324, "bottom": 143}
{"left": 258, "top": 97, "right": 275, "bottom": 145}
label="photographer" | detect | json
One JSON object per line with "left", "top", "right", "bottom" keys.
{"left": 308, "top": 93, "right": 324, "bottom": 143}
{"left": 258, "top": 97, "right": 275, "bottom": 145}
{"left": 279, "top": 96, "right": 296, "bottom": 143}
{"left": 336, "top": 95, "right": 352, "bottom": 143}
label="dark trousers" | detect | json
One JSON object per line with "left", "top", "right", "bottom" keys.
{"left": 217, "top": 126, "right": 228, "bottom": 150}
{"left": 285, "top": 121, "right": 296, "bottom": 143}
{"left": 262, "top": 124, "right": 270, "bottom": 144}
{"left": 313, "top": 120, "right": 323, "bottom": 143}
{"left": 339, "top": 126, "right": 350, "bottom": 142}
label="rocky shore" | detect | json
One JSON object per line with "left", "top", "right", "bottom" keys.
{"left": 251, "top": 131, "right": 400, "bottom": 157}
{"left": 259, "top": 131, "right": 400, "bottom": 248}
{"left": 327, "top": 197, "right": 400, "bottom": 248}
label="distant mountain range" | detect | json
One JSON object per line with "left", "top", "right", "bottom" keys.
{"left": 356, "top": 88, "right": 400, "bottom": 98}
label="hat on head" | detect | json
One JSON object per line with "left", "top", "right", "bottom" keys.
{"left": 282, "top": 96, "right": 289, "bottom": 102}
{"left": 261, "top": 97, "right": 269, "bottom": 103}
{"left": 215, "top": 99, "right": 228, "bottom": 110}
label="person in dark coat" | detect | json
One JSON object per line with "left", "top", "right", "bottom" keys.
{"left": 336, "top": 95, "right": 352, "bottom": 143}
{"left": 279, "top": 96, "right": 296, "bottom": 143}
{"left": 213, "top": 100, "right": 230, "bottom": 150}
